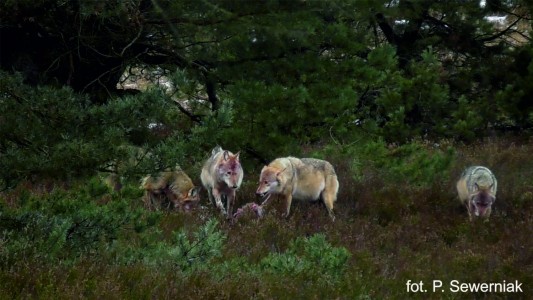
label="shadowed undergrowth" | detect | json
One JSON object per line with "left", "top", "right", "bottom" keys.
{"left": 1, "top": 138, "right": 532, "bottom": 299}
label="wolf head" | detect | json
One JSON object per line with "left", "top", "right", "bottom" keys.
{"left": 256, "top": 166, "right": 285, "bottom": 198}
{"left": 174, "top": 186, "right": 201, "bottom": 212}
{"left": 217, "top": 151, "right": 243, "bottom": 189}
{"left": 469, "top": 183, "right": 496, "bottom": 218}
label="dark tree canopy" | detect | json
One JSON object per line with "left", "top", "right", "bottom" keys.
{"left": 1, "top": 0, "right": 532, "bottom": 183}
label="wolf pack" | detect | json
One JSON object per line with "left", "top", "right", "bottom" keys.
{"left": 139, "top": 146, "right": 498, "bottom": 222}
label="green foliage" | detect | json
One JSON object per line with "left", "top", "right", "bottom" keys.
{"left": 260, "top": 233, "right": 351, "bottom": 280}
{"left": 111, "top": 219, "right": 226, "bottom": 273}
{"left": 493, "top": 45, "right": 533, "bottom": 129}
{"left": 0, "top": 72, "right": 100, "bottom": 183}
{"left": 356, "top": 46, "right": 455, "bottom": 142}
{"left": 0, "top": 71, "right": 192, "bottom": 186}
{"left": 317, "top": 137, "right": 455, "bottom": 188}
{"left": 0, "top": 183, "right": 152, "bottom": 265}
{"left": 2, "top": 0, "right": 532, "bottom": 182}
{"left": 1, "top": 138, "right": 533, "bottom": 298}
{"left": 1, "top": 0, "right": 533, "bottom": 296}
{"left": 451, "top": 96, "right": 485, "bottom": 141}
{"left": 358, "top": 139, "right": 456, "bottom": 187}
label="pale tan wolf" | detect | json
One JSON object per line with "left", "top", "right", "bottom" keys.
{"left": 200, "top": 146, "right": 243, "bottom": 218}
{"left": 456, "top": 166, "right": 497, "bottom": 220}
{"left": 256, "top": 157, "right": 339, "bottom": 221}
{"left": 141, "top": 165, "right": 200, "bottom": 212}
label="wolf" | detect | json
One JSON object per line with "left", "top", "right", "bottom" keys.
{"left": 456, "top": 166, "right": 497, "bottom": 220}
{"left": 255, "top": 157, "right": 339, "bottom": 221}
{"left": 141, "top": 165, "right": 200, "bottom": 212}
{"left": 200, "top": 146, "right": 243, "bottom": 218}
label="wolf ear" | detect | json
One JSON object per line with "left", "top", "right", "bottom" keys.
{"left": 223, "top": 150, "right": 229, "bottom": 161}
{"left": 276, "top": 167, "right": 287, "bottom": 177}
{"left": 234, "top": 151, "right": 240, "bottom": 161}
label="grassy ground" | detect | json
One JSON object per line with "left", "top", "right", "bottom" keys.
{"left": 1, "top": 138, "right": 532, "bottom": 299}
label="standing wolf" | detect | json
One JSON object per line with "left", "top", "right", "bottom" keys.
{"left": 201, "top": 146, "right": 243, "bottom": 218}
{"left": 141, "top": 166, "right": 200, "bottom": 212}
{"left": 456, "top": 166, "right": 497, "bottom": 220}
{"left": 255, "top": 157, "right": 339, "bottom": 221}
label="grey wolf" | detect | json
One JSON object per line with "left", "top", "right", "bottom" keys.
{"left": 456, "top": 166, "right": 497, "bottom": 220}
{"left": 255, "top": 157, "right": 339, "bottom": 220}
{"left": 200, "top": 146, "right": 243, "bottom": 218}
{"left": 141, "top": 165, "right": 200, "bottom": 211}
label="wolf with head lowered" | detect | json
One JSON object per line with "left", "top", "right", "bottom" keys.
{"left": 141, "top": 165, "right": 200, "bottom": 212}
{"left": 201, "top": 146, "right": 243, "bottom": 218}
{"left": 256, "top": 157, "right": 339, "bottom": 221}
{"left": 456, "top": 166, "right": 498, "bottom": 220}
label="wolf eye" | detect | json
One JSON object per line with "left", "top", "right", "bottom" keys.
{"left": 263, "top": 180, "right": 269, "bottom": 185}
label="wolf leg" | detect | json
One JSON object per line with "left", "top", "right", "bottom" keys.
{"left": 212, "top": 189, "right": 227, "bottom": 215}
{"left": 283, "top": 194, "right": 293, "bottom": 218}
{"left": 164, "top": 188, "right": 177, "bottom": 210}
{"left": 322, "top": 176, "right": 339, "bottom": 221}
{"left": 206, "top": 188, "right": 216, "bottom": 207}
{"left": 225, "top": 190, "right": 236, "bottom": 219}
{"left": 322, "top": 194, "right": 336, "bottom": 221}
{"left": 466, "top": 204, "right": 473, "bottom": 221}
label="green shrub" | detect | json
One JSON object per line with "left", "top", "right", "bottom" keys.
{"left": 0, "top": 185, "right": 152, "bottom": 265}
{"left": 315, "top": 137, "right": 455, "bottom": 188}
{"left": 260, "top": 233, "right": 351, "bottom": 280}
{"left": 111, "top": 219, "right": 226, "bottom": 273}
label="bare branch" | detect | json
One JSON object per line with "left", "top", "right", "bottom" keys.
{"left": 479, "top": 17, "right": 522, "bottom": 43}
{"left": 172, "top": 99, "right": 202, "bottom": 124}
{"left": 120, "top": 25, "right": 144, "bottom": 57}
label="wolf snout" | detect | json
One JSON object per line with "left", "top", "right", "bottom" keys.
{"left": 256, "top": 191, "right": 266, "bottom": 197}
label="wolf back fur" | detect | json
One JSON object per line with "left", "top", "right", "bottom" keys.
{"left": 256, "top": 157, "right": 339, "bottom": 220}
{"left": 456, "top": 166, "right": 497, "bottom": 220}
{"left": 200, "top": 146, "right": 243, "bottom": 218}
{"left": 141, "top": 166, "right": 200, "bottom": 211}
